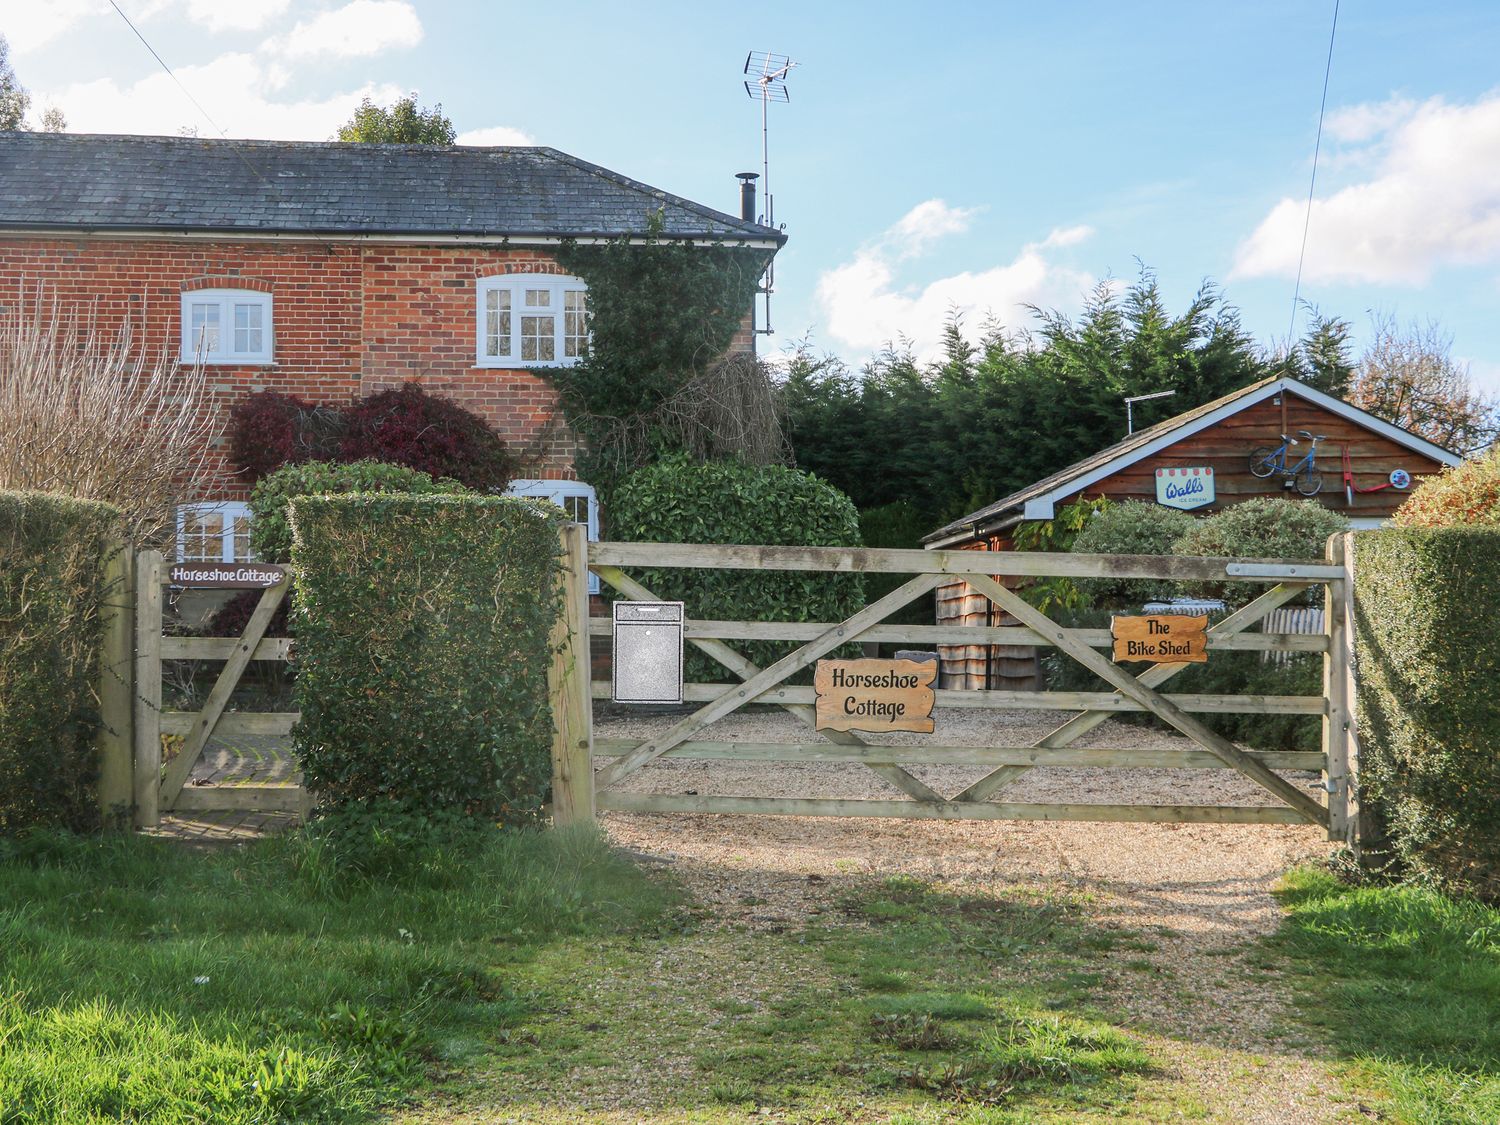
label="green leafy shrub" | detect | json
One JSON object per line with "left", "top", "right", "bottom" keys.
{"left": 1069, "top": 501, "right": 1196, "bottom": 607}
{"left": 1042, "top": 608, "right": 1321, "bottom": 752}
{"left": 249, "top": 459, "right": 472, "bottom": 563}
{"left": 289, "top": 494, "right": 562, "bottom": 827}
{"left": 1353, "top": 528, "right": 1500, "bottom": 899}
{"left": 1173, "top": 497, "right": 1348, "bottom": 604}
{"left": 608, "top": 456, "right": 865, "bottom": 680}
{"left": 0, "top": 491, "right": 121, "bottom": 834}
{"left": 1392, "top": 446, "right": 1500, "bottom": 528}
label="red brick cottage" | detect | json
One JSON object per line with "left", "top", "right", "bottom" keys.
{"left": 0, "top": 131, "right": 783, "bottom": 563}
{"left": 922, "top": 375, "right": 1464, "bottom": 690}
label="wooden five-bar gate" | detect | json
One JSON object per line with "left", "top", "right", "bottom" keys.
{"left": 547, "top": 529, "right": 1359, "bottom": 842}
{"left": 107, "top": 531, "right": 1357, "bottom": 841}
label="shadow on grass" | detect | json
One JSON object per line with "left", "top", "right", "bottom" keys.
{"left": 1268, "top": 867, "right": 1500, "bottom": 1123}
{"left": 0, "top": 824, "right": 681, "bottom": 1124}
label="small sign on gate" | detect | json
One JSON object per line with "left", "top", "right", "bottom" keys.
{"left": 167, "top": 562, "right": 286, "bottom": 588}
{"left": 815, "top": 658, "right": 936, "bottom": 733}
{"left": 1110, "top": 614, "right": 1208, "bottom": 663}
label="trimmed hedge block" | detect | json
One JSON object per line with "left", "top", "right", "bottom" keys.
{"left": 607, "top": 456, "right": 866, "bottom": 681}
{"left": 289, "top": 494, "right": 563, "bottom": 823}
{"left": 1353, "top": 527, "right": 1500, "bottom": 899}
{"left": 0, "top": 490, "right": 121, "bottom": 834}
{"left": 250, "top": 459, "right": 471, "bottom": 563}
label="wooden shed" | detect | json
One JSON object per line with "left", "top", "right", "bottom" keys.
{"left": 921, "top": 376, "right": 1463, "bottom": 691}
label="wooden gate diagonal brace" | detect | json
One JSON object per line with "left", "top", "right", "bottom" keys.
{"left": 963, "top": 574, "right": 1329, "bottom": 827}
{"left": 591, "top": 569, "right": 945, "bottom": 790}
{"left": 954, "top": 581, "right": 1314, "bottom": 803}
{"left": 159, "top": 580, "right": 289, "bottom": 808}
{"left": 592, "top": 565, "right": 946, "bottom": 804}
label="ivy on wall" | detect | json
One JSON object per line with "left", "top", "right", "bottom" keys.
{"left": 543, "top": 215, "right": 778, "bottom": 495}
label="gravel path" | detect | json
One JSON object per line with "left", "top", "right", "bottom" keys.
{"left": 593, "top": 705, "right": 1349, "bottom": 1123}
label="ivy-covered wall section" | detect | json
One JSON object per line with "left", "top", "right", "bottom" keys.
{"left": 544, "top": 226, "right": 779, "bottom": 494}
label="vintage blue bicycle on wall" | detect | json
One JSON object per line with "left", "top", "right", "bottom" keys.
{"left": 1248, "top": 430, "right": 1325, "bottom": 496}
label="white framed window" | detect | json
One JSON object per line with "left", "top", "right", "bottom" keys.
{"left": 177, "top": 501, "right": 254, "bottom": 563}
{"left": 505, "top": 479, "right": 599, "bottom": 593}
{"left": 476, "top": 275, "right": 587, "bottom": 368}
{"left": 180, "top": 289, "right": 273, "bottom": 364}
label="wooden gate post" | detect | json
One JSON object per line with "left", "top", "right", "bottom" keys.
{"left": 96, "top": 541, "right": 135, "bottom": 830}
{"left": 547, "top": 523, "right": 595, "bottom": 827}
{"left": 133, "top": 550, "right": 164, "bottom": 828}
{"left": 1323, "top": 532, "right": 1359, "bottom": 848}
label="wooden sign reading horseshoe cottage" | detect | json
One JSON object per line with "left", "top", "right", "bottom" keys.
{"left": 167, "top": 562, "right": 286, "bottom": 589}
{"left": 815, "top": 658, "right": 937, "bottom": 733}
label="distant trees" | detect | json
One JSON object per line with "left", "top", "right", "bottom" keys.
{"left": 0, "top": 35, "right": 65, "bottom": 132}
{"left": 1350, "top": 313, "right": 1498, "bottom": 455}
{"left": 335, "top": 94, "right": 454, "bottom": 144}
{"left": 781, "top": 272, "right": 1277, "bottom": 524}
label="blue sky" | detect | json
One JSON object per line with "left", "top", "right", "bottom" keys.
{"left": 9, "top": 0, "right": 1500, "bottom": 387}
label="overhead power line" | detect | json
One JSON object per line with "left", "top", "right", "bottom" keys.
{"left": 1287, "top": 0, "right": 1341, "bottom": 349}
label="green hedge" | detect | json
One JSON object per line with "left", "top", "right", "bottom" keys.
{"left": 608, "top": 456, "right": 865, "bottom": 681}
{"left": 250, "top": 460, "right": 471, "bottom": 562}
{"left": 0, "top": 491, "right": 121, "bottom": 834}
{"left": 1353, "top": 528, "right": 1500, "bottom": 899}
{"left": 1069, "top": 501, "right": 1196, "bottom": 607}
{"left": 1175, "top": 498, "right": 1348, "bottom": 605}
{"left": 289, "top": 494, "right": 563, "bottom": 823}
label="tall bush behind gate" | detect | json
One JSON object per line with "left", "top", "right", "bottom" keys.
{"left": 0, "top": 491, "right": 120, "bottom": 834}
{"left": 289, "top": 494, "right": 563, "bottom": 822}
{"left": 608, "top": 456, "right": 866, "bottom": 681}
{"left": 1353, "top": 528, "right": 1500, "bottom": 900}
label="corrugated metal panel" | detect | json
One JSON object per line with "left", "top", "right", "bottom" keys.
{"left": 1261, "top": 606, "right": 1325, "bottom": 664}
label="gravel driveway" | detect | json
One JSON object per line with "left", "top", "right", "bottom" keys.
{"left": 592, "top": 705, "right": 1344, "bottom": 1124}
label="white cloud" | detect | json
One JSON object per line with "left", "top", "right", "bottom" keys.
{"left": 456, "top": 125, "right": 535, "bottom": 147}
{"left": 889, "top": 199, "right": 980, "bottom": 256}
{"left": 269, "top": 0, "right": 422, "bottom": 60}
{"left": 50, "top": 51, "right": 403, "bottom": 139}
{"left": 1324, "top": 96, "right": 1417, "bottom": 144}
{"left": 3, "top": 1, "right": 105, "bottom": 53}
{"left": 815, "top": 203, "right": 1097, "bottom": 360}
{"left": 185, "top": 0, "right": 291, "bottom": 32}
{"left": 1233, "top": 92, "right": 1500, "bottom": 286}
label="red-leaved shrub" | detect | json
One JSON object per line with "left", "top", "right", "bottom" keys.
{"left": 227, "top": 391, "right": 345, "bottom": 483}
{"left": 339, "top": 383, "right": 514, "bottom": 491}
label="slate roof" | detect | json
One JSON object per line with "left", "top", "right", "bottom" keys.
{"left": 0, "top": 132, "right": 784, "bottom": 243}
{"left": 922, "top": 376, "right": 1464, "bottom": 545}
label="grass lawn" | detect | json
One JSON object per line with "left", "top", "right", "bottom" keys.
{"left": 2, "top": 827, "right": 1496, "bottom": 1124}
{"left": 1269, "top": 868, "right": 1500, "bottom": 1124}
{"left": 0, "top": 825, "right": 679, "bottom": 1123}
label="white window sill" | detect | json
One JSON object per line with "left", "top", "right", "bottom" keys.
{"left": 474, "top": 358, "right": 579, "bottom": 370}
{"left": 180, "top": 357, "right": 276, "bottom": 367}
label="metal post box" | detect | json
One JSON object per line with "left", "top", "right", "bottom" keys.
{"left": 612, "top": 601, "right": 684, "bottom": 704}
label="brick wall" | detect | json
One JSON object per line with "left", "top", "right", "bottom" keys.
{"left": 0, "top": 237, "right": 582, "bottom": 499}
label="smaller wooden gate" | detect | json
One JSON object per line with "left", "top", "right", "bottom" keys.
{"left": 133, "top": 550, "right": 307, "bottom": 826}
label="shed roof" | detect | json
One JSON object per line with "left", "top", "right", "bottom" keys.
{"left": 0, "top": 132, "right": 784, "bottom": 244}
{"left": 922, "top": 376, "right": 1464, "bottom": 546}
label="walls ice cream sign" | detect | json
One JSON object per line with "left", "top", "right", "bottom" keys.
{"left": 1155, "top": 467, "right": 1214, "bottom": 511}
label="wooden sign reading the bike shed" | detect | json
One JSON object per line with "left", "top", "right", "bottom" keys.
{"left": 815, "top": 658, "right": 937, "bottom": 733}
{"left": 1111, "top": 614, "right": 1208, "bottom": 663}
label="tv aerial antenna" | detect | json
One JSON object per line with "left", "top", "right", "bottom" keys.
{"left": 1124, "top": 389, "right": 1176, "bottom": 435}
{"left": 743, "top": 51, "right": 795, "bottom": 336}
